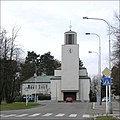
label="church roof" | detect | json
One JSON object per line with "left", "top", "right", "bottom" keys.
{"left": 23, "top": 76, "right": 54, "bottom": 83}
{"left": 50, "top": 76, "right": 91, "bottom": 80}
{"left": 64, "top": 29, "right": 77, "bottom": 34}
{"left": 80, "top": 67, "right": 87, "bottom": 69}
{"left": 56, "top": 67, "right": 61, "bottom": 70}
{"left": 55, "top": 66, "right": 86, "bottom": 70}
{"left": 50, "top": 76, "right": 61, "bottom": 80}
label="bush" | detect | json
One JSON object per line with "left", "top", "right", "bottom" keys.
{"left": 89, "top": 90, "right": 97, "bottom": 102}
{"left": 14, "top": 96, "right": 23, "bottom": 102}
{"left": 38, "top": 95, "right": 51, "bottom": 100}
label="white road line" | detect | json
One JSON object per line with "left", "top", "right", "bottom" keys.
{"left": 42, "top": 113, "right": 53, "bottom": 116}
{"left": 29, "top": 113, "right": 41, "bottom": 117}
{"left": 69, "top": 114, "right": 77, "bottom": 117}
{"left": 56, "top": 113, "right": 65, "bottom": 117}
{"left": 82, "top": 114, "right": 90, "bottom": 118}
{"left": 16, "top": 114, "right": 28, "bottom": 117}
{"left": 2, "top": 114, "right": 16, "bottom": 117}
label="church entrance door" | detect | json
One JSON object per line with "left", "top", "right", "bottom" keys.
{"left": 64, "top": 92, "right": 76, "bottom": 101}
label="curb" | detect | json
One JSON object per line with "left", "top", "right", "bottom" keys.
{"left": 93, "top": 114, "right": 120, "bottom": 120}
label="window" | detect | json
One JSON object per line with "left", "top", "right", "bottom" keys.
{"left": 31, "top": 85, "right": 34, "bottom": 89}
{"left": 28, "top": 85, "right": 30, "bottom": 89}
{"left": 39, "top": 85, "right": 41, "bottom": 89}
{"left": 65, "top": 34, "right": 74, "bottom": 44}
{"left": 41, "top": 84, "right": 45, "bottom": 89}
{"left": 46, "top": 84, "right": 48, "bottom": 89}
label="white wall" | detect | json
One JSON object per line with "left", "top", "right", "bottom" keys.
{"left": 61, "top": 45, "right": 79, "bottom": 90}
{"left": 79, "top": 68, "right": 87, "bottom": 76}
{"left": 80, "top": 79, "right": 90, "bottom": 101}
{"left": 51, "top": 80, "right": 61, "bottom": 101}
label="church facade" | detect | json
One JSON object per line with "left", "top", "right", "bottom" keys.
{"left": 51, "top": 29, "right": 90, "bottom": 102}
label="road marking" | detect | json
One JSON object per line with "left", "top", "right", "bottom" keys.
{"left": 42, "top": 113, "right": 53, "bottom": 116}
{"left": 83, "top": 114, "right": 90, "bottom": 118}
{"left": 69, "top": 114, "right": 77, "bottom": 117}
{"left": 29, "top": 113, "right": 41, "bottom": 117}
{"left": 56, "top": 113, "right": 65, "bottom": 117}
{"left": 16, "top": 114, "right": 28, "bottom": 117}
{"left": 1, "top": 114, "right": 16, "bottom": 117}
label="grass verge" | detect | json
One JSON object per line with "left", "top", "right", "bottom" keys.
{"left": 96, "top": 116, "right": 118, "bottom": 120}
{"left": 0, "top": 102, "right": 41, "bottom": 110}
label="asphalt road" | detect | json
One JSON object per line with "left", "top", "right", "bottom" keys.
{"left": 1, "top": 101, "right": 94, "bottom": 120}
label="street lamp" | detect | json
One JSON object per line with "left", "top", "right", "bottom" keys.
{"left": 86, "top": 33, "right": 102, "bottom": 105}
{"left": 83, "top": 17, "right": 112, "bottom": 114}
{"left": 88, "top": 51, "right": 98, "bottom": 54}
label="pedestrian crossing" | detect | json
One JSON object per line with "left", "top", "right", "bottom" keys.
{"left": 16, "top": 114, "right": 28, "bottom": 117}
{"left": 2, "top": 114, "right": 17, "bottom": 117}
{"left": 69, "top": 114, "right": 77, "bottom": 117}
{"left": 42, "top": 113, "right": 53, "bottom": 116}
{"left": 0, "top": 112, "right": 90, "bottom": 118}
{"left": 55, "top": 113, "right": 65, "bottom": 117}
{"left": 29, "top": 113, "right": 41, "bottom": 117}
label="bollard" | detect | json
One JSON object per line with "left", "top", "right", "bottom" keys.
{"left": 93, "top": 102, "right": 95, "bottom": 109}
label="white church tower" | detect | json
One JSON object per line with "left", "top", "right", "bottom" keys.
{"left": 51, "top": 28, "right": 90, "bottom": 102}
{"left": 61, "top": 29, "right": 79, "bottom": 100}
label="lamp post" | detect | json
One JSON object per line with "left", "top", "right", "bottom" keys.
{"left": 88, "top": 50, "right": 99, "bottom": 108}
{"left": 83, "top": 17, "right": 112, "bottom": 114}
{"left": 56, "top": 82, "right": 57, "bottom": 101}
{"left": 34, "top": 72, "right": 37, "bottom": 102}
{"left": 24, "top": 87, "right": 28, "bottom": 106}
{"left": 86, "top": 33, "right": 102, "bottom": 105}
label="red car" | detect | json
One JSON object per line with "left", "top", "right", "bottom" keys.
{"left": 66, "top": 97, "right": 73, "bottom": 102}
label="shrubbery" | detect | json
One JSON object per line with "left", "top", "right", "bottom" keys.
{"left": 38, "top": 95, "right": 51, "bottom": 100}
{"left": 14, "top": 95, "right": 23, "bottom": 102}
{"left": 89, "top": 89, "right": 97, "bottom": 102}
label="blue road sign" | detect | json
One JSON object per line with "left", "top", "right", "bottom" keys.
{"left": 103, "top": 77, "right": 111, "bottom": 86}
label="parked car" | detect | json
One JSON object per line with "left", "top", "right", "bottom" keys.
{"left": 102, "top": 97, "right": 109, "bottom": 102}
{"left": 66, "top": 97, "right": 73, "bottom": 102}
{"left": 22, "top": 96, "right": 34, "bottom": 102}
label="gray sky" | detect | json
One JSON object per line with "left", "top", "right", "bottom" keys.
{"left": 1, "top": 1, "right": 119, "bottom": 77}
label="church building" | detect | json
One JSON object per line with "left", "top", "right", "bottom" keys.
{"left": 51, "top": 29, "right": 90, "bottom": 102}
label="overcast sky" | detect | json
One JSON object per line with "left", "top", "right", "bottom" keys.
{"left": 1, "top": 1, "right": 119, "bottom": 77}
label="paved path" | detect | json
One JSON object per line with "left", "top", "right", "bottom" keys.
{"left": 88, "top": 99, "right": 120, "bottom": 119}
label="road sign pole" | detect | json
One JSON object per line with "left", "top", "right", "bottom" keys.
{"left": 108, "top": 85, "right": 112, "bottom": 113}
{"left": 106, "top": 85, "right": 108, "bottom": 114}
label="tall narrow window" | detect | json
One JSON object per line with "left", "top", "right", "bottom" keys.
{"left": 39, "top": 85, "right": 41, "bottom": 89}
{"left": 46, "top": 84, "right": 48, "bottom": 89}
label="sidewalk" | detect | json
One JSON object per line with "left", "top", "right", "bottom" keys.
{"left": 93, "top": 99, "right": 120, "bottom": 119}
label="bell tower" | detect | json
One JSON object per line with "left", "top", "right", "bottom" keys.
{"left": 61, "top": 28, "right": 79, "bottom": 101}
{"left": 64, "top": 30, "right": 77, "bottom": 45}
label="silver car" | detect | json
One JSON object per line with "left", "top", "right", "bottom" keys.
{"left": 102, "top": 97, "right": 109, "bottom": 102}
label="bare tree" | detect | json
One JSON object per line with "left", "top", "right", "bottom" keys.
{"left": 111, "top": 12, "right": 120, "bottom": 96}
{"left": 10, "top": 25, "right": 21, "bottom": 60}
{"left": 111, "top": 12, "right": 120, "bottom": 65}
{"left": 0, "top": 26, "right": 23, "bottom": 104}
